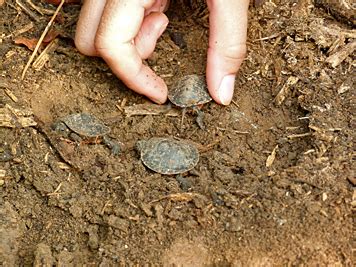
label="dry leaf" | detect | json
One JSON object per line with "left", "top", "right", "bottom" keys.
{"left": 14, "top": 37, "right": 38, "bottom": 51}
{"left": 14, "top": 30, "right": 60, "bottom": 51}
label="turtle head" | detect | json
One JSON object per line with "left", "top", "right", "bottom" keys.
{"left": 51, "top": 121, "right": 70, "bottom": 137}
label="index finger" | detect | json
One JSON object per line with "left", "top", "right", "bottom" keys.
{"left": 95, "top": 0, "right": 168, "bottom": 104}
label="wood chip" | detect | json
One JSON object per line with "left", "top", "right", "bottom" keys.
{"left": 57, "top": 162, "right": 70, "bottom": 170}
{"left": 0, "top": 104, "right": 37, "bottom": 128}
{"left": 4, "top": 88, "right": 18, "bottom": 103}
{"left": 351, "top": 189, "right": 356, "bottom": 207}
{"left": 314, "top": 0, "right": 356, "bottom": 26}
{"left": 266, "top": 145, "right": 278, "bottom": 167}
{"left": 309, "top": 19, "right": 356, "bottom": 48}
{"left": 7, "top": 22, "right": 34, "bottom": 38}
{"left": 0, "top": 169, "right": 6, "bottom": 178}
{"left": 287, "top": 133, "right": 312, "bottom": 139}
{"left": 338, "top": 79, "right": 352, "bottom": 94}
{"left": 326, "top": 41, "right": 356, "bottom": 68}
{"left": 322, "top": 192, "right": 328, "bottom": 202}
{"left": 15, "top": 0, "right": 41, "bottom": 22}
{"left": 275, "top": 76, "right": 299, "bottom": 105}
{"left": 124, "top": 103, "right": 179, "bottom": 117}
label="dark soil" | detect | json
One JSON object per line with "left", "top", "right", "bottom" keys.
{"left": 0, "top": 0, "right": 354, "bottom": 265}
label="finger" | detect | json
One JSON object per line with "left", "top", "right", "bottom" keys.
{"left": 95, "top": 0, "right": 168, "bottom": 104}
{"left": 135, "top": 12, "right": 168, "bottom": 59}
{"left": 75, "top": 0, "right": 106, "bottom": 56}
{"left": 145, "top": 0, "right": 170, "bottom": 15}
{"left": 206, "top": 0, "right": 249, "bottom": 105}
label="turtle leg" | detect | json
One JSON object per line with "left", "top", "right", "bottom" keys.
{"left": 176, "top": 175, "right": 192, "bottom": 191}
{"left": 69, "top": 132, "right": 83, "bottom": 148}
{"left": 180, "top": 107, "right": 187, "bottom": 130}
{"left": 193, "top": 106, "right": 205, "bottom": 130}
{"left": 162, "top": 102, "right": 173, "bottom": 115}
{"left": 103, "top": 135, "right": 121, "bottom": 155}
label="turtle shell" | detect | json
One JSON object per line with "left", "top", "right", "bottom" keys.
{"left": 168, "top": 75, "right": 212, "bottom": 107}
{"left": 61, "top": 113, "right": 110, "bottom": 137}
{"left": 137, "top": 137, "right": 199, "bottom": 175}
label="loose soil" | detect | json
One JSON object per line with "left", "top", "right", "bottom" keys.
{"left": 0, "top": 0, "right": 354, "bottom": 265}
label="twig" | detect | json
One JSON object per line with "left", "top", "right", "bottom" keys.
{"left": 4, "top": 22, "right": 34, "bottom": 39}
{"left": 21, "top": 0, "right": 65, "bottom": 79}
{"left": 287, "top": 133, "right": 312, "bottom": 139}
{"left": 26, "top": 0, "right": 55, "bottom": 15}
{"left": 33, "top": 38, "right": 59, "bottom": 70}
{"left": 47, "top": 182, "right": 62, "bottom": 196}
{"left": 253, "top": 33, "right": 281, "bottom": 42}
{"left": 231, "top": 100, "right": 240, "bottom": 108}
{"left": 16, "top": 0, "right": 40, "bottom": 22}
{"left": 101, "top": 200, "right": 112, "bottom": 215}
{"left": 4, "top": 88, "right": 19, "bottom": 103}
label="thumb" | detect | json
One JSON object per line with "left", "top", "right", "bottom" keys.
{"left": 206, "top": 0, "right": 249, "bottom": 105}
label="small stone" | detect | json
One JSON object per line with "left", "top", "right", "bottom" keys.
{"left": 107, "top": 215, "right": 129, "bottom": 232}
{"left": 322, "top": 192, "right": 328, "bottom": 201}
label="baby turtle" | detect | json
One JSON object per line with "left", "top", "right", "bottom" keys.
{"left": 168, "top": 74, "right": 212, "bottom": 108}
{"left": 168, "top": 74, "right": 212, "bottom": 129}
{"left": 52, "top": 113, "right": 120, "bottom": 155}
{"left": 137, "top": 137, "right": 199, "bottom": 175}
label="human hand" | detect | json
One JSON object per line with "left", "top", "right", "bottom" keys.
{"left": 75, "top": 0, "right": 249, "bottom": 105}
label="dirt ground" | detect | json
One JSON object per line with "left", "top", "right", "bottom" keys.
{"left": 0, "top": 0, "right": 355, "bottom": 265}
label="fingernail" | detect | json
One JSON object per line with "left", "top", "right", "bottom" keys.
{"left": 218, "top": 74, "right": 235, "bottom": 105}
{"left": 149, "top": 97, "right": 164, "bottom": 105}
{"left": 149, "top": 94, "right": 167, "bottom": 105}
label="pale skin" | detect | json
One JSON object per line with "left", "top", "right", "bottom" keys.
{"left": 75, "top": 0, "right": 249, "bottom": 105}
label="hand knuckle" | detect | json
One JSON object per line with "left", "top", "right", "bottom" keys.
{"left": 213, "top": 43, "right": 247, "bottom": 61}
